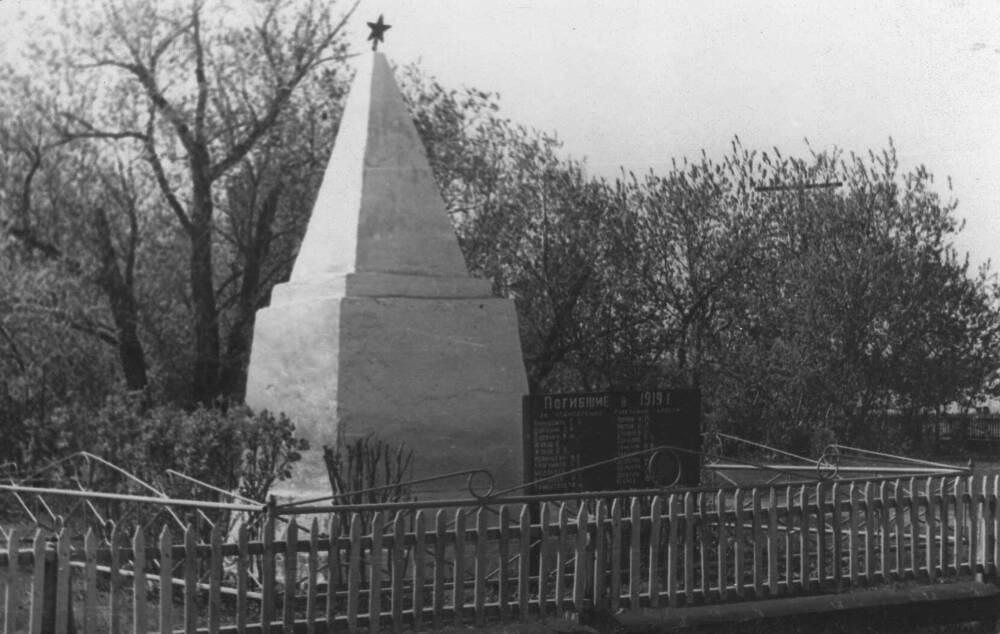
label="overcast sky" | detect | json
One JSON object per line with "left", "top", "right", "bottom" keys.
{"left": 350, "top": 0, "right": 1000, "bottom": 271}
{"left": 2, "top": 1, "right": 999, "bottom": 270}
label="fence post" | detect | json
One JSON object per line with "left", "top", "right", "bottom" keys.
{"left": 648, "top": 496, "right": 662, "bottom": 607}
{"left": 537, "top": 503, "right": 550, "bottom": 617}
{"left": 815, "top": 482, "right": 826, "bottom": 589}
{"left": 798, "top": 484, "right": 808, "bottom": 591}
{"left": 733, "top": 490, "right": 744, "bottom": 599}
{"left": 767, "top": 488, "right": 778, "bottom": 595}
{"left": 497, "top": 506, "right": 510, "bottom": 619}
{"left": 609, "top": 499, "right": 622, "bottom": 611}
{"left": 30, "top": 529, "right": 47, "bottom": 633}
{"left": 879, "top": 481, "right": 891, "bottom": 582}
{"left": 593, "top": 500, "right": 608, "bottom": 611}
{"left": 715, "top": 490, "right": 726, "bottom": 602}
{"left": 848, "top": 482, "right": 859, "bottom": 587}
{"left": 831, "top": 482, "right": 842, "bottom": 588}
{"left": 993, "top": 475, "right": 1000, "bottom": 578}
{"left": 573, "top": 503, "right": 589, "bottom": 613}
{"left": 517, "top": 506, "right": 530, "bottom": 620}
{"left": 41, "top": 535, "right": 77, "bottom": 634}
{"left": 750, "top": 488, "right": 761, "bottom": 598}
{"left": 261, "top": 498, "right": 277, "bottom": 631}
{"left": 927, "top": 478, "right": 938, "bottom": 582}
{"left": 412, "top": 511, "right": 426, "bottom": 629}
{"left": 864, "top": 482, "right": 875, "bottom": 584}
{"left": 629, "top": 499, "right": 641, "bottom": 608}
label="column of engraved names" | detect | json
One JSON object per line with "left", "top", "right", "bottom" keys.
{"left": 531, "top": 417, "right": 585, "bottom": 492}
{"left": 615, "top": 408, "right": 652, "bottom": 488}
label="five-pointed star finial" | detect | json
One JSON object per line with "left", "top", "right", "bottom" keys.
{"left": 367, "top": 15, "right": 391, "bottom": 51}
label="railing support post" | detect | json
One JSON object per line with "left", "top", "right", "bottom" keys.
{"left": 41, "top": 540, "right": 76, "bottom": 634}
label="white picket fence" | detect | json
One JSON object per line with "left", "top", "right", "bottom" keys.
{"left": 1, "top": 474, "right": 997, "bottom": 633}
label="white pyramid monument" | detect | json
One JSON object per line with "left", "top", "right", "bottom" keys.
{"left": 245, "top": 51, "right": 528, "bottom": 498}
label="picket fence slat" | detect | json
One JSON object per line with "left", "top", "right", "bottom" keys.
{"left": 160, "top": 527, "right": 173, "bottom": 634}
{"left": 943, "top": 478, "right": 954, "bottom": 574}
{"left": 685, "top": 492, "right": 696, "bottom": 600}
{"left": 969, "top": 477, "right": 980, "bottom": 576}
{"left": 796, "top": 485, "right": 806, "bottom": 591}
{"left": 849, "top": 483, "right": 859, "bottom": 586}
{"left": 84, "top": 528, "right": 97, "bottom": 634}
{"left": 497, "top": 506, "right": 510, "bottom": 619}
{"left": 262, "top": 513, "right": 276, "bottom": 630}
{"left": 956, "top": 478, "right": 966, "bottom": 575}
{"left": 698, "top": 493, "right": 709, "bottom": 597}
{"left": 347, "top": 514, "right": 361, "bottom": 633}
{"left": 715, "top": 491, "right": 729, "bottom": 601}
{"left": 628, "top": 499, "right": 640, "bottom": 608}
{"left": 54, "top": 529, "right": 70, "bottom": 634}
{"left": 29, "top": 531, "right": 44, "bottom": 634}
{"left": 864, "top": 483, "right": 875, "bottom": 584}
{"left": 733, "top": 490, "right": 744, "bottom": 599}
{"left": 452, "top": 508, "right": 465, "bottom": 625}
{"left": 648, "top": 496, "right": 661, "bottom": 607}
{"left": 517, "top": 506, "right": 530, "bottom": 621}
{"left": 816, "top": 483, "right": 826, "bottom": 586}
{"left": 664, "top": 494, "right": 677, "bottom": 606}
{"left": 879, "top": 481, "right": 891, "bottom": 582}
{"left": 307, "top": 518, "right": 319, "bottom": 634}
{"left": 537, "top": 503, "right": 550, "bottom": 617}
{"left": 609, "top": 499, "right": 621, "bottom": 611}
{"left": 284, "top": 520, "right": 298, "bottom": 630}
{"left": 766, "top": 488, "right": 777, "bottom": 595}
{"left": 473, "top": 508, "right": 487, "bottom": 627}
{"left": 185, "top": 523, "right": 198, "bottom": 633}
{"left": 984, "top": 477, "right": 992, "bottom": 574}
{"left": 412, "top": 511, "right": 426, "bottom": 630}
{"left": 993, "top": 476, "right": 1000, "bottom": 574}
{"left": 557, "top": 504, "right": 569, "bottom": 612}
{"left": 750, "top": 489, "right": 761, "bottom": 598}
{"left": 370, "top": 512, "right": 384, "bottom": 630}
{"left": 894, "top": 480, "right": 904, "bottom": 577}
{"left": 831, "top": 482, "right": 843, "bottom": 588}
{"left": 783, "top": 486, "right": 793, "bottom": 592}
{"left": 237, "top": 522, "right": 249, "bottom": 633}
{"left": 212, "top": 522, "right": 225, "bottom": 634}
{"left": 927, "top": 478, "right": 939, "bottom": 581}
{"left": 5, "top": 527, "right": 22, "bottom": 634}
{"left": 132, "top": 528, "right": 146, "bottom": 634}
{"left": 908, "top": 478, "right": 919, "bottom": 579}
{"left": 593, "top": 500, "right": 608, "bottom": 610}
{"left": 573, "top": 503, "right": 588, "bottom": 612}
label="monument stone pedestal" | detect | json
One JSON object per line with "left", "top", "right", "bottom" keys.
{"left": 246, "top": 52, "right": 528, "bottom": 499}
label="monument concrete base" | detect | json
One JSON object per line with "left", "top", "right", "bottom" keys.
{"left": 247, "top": 276, "right": 527, "bottom": 500}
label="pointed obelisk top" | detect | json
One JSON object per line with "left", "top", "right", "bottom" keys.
{"left": 290, "top": 50, "right": 475, "bottom": 285}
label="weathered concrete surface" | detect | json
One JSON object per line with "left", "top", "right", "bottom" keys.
{"left": 290, "top": 52, "right": 469, "bottom": 280}
{"left": 336, "top": 295, "right": 526, "bottom": 494}
{"left": 245, "top": 51, "right": 528, "bottom": 499}
{"left": 613, "top": 581, "right": 1000, "bottom": 633}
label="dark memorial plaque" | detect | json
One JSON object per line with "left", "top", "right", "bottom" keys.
{"left": 523, "top": 390, "right": 700, "bottom": 494}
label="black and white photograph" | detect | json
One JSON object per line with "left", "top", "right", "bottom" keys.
{"left": 2, "top": 1, "right": 1000, "bottom": 631}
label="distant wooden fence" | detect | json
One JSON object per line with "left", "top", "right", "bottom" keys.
{"left": 924, "top": 415, "right": 1000, "bottom": 443}
{"left": 2, "top": 474, "right": 999, "bottom": 633}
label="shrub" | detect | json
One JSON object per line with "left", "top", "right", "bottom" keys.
{"left": 4, "top": 394, "right": 306, "bottom": 534}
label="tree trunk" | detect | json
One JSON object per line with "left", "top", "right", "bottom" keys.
{"left": 188, "top": 166, "right": 221, "bottom": 405}
{"left": 90, "top": 207, "right": 148, "bottom": 392}
{"left": 218, "top": 183, "right": 282, "bottom": 399}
